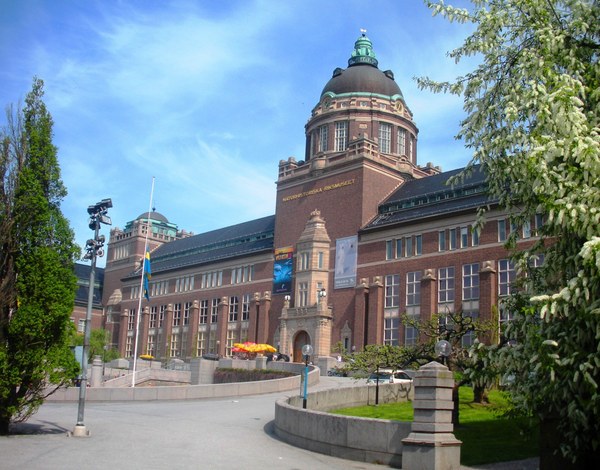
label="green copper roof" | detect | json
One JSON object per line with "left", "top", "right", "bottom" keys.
{"left": 348, "top": 30, "right": 378, "bottom": 67}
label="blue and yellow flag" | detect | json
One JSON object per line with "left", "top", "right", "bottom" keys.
{"left": 143, "top": 247, "right": 151, "bottom": 300}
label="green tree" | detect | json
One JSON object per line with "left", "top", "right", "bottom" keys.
{"left": 420, "top": 0, "right": 600, "bottom": 464}
{"left": 72, "top": 328, "right": 120, "bottom": 363}
{"left": 402, "top": 310, "right": 494, "bottom": 424}
{"left": 0, "top": 77, "right": 80, "bottom": 435}
{"left": 342, "top": 343, "right": 411, "bottom": 378}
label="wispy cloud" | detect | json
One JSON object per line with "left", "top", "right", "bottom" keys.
{"left": 1, "top": 0, "right": 479, "bottom": 262}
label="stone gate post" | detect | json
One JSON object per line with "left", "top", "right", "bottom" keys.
{"left": 401, "top": 361, "right": 462, "bottom": 469}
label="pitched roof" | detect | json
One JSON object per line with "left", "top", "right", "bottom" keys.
{"left": 124, "top": 215, "right": 275, "bottom": 279}
{"left": 363, "top": 165, "right": 495, "bottom": 231}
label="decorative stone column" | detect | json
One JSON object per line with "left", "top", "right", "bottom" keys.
{"left": 279, "top": 296, "right": 290, "bottom": 356}
{"left": 217, "top": 297, "right": 228, "bottom": 356}
{"left": 90, "top": 355, "right": 103, "bottom": 387}
{"left": 257, "top": 291, "right": 271, "bottom": 344}
{"left": 353, "top": 279, "right": 369, "bottom": 350}
{"left": 187, "top": 300, "right": 200, "bottom": 359}
{"left": 118, "top": 309, "right": 129, "bottom": 357}
{"left": 479, "top": 260, "right": 497, "bottom": 344}
{"left": 401, "top": 361, "right": 462, "bottom": 469}
{"left": 367, "top": 276, "right": 384, "bottom": 345}
{"left": 420, "top": 268, "right": 437, "bottom": 323}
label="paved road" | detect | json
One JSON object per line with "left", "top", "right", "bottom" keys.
{"left": 1, "top": 377, "right": 385, "bottom": 470}
{"left": 1, "top": 377, "right": 539, "bottom": 469}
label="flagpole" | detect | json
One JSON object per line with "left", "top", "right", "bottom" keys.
{"left": 131, "top": 177, "right": 155, "bottom": 388}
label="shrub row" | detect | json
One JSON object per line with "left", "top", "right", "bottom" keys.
{"left": 213, "top": 368, "right": 296, "bottom": 384}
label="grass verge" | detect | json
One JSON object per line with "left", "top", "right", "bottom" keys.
{"left": 331, "top": 386, "right": 539, "bottom": 466}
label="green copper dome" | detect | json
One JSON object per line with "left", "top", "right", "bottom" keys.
{"left": 348, "top": 31, "right": 378, "bottom": 67}
{"left": 320, "top": 31, "right": 402, "bottom": 99}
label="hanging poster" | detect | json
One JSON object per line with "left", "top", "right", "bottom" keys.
{"left": 334, "top": 235, "right": 358, "bottom": 289}
{"left": 273, "top": 246, "right": 294, "bottom": 294}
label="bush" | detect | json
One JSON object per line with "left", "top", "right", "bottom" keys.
{"left": 213, "top": 368, "right": 296, "bottom": 384}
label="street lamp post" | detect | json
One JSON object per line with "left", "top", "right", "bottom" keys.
{"left": 72, "top": 198, "right": 112, "bottom": 437}
{"left": 435, "top": 339, "right": 452, "bottom": 366}
{"left": 301, "top": 344, "right": 313, "bottom": 409}
{"left": 375, "top": 363, "right": 381, "bottom": 406}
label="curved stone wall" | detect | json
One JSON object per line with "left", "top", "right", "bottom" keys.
{"left": 274, "top": 383, "right": 413, "bottom": 468}
{"left": 46, "top": 362, "right": 318, "bottom": 402}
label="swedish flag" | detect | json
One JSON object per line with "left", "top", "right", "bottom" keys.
{"left": 143, "top": 248, "right": 151, "bottom": 300}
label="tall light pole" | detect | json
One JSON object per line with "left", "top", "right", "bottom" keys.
{"left": 72, "top": 198, "right": 112, "bottom": 437}
{"left": 301, "top": 344, "right": 313, "bottom": 409}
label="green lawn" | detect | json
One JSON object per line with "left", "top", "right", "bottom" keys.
{"left": 331, "top": 387, "right": 539, "bottom": 466}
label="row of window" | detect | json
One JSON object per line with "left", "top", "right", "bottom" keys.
{"left": 135, "top": 328, "right": 251, "bottom": 359}
{"left": 311, "top": 121, "right": 415, "bottom": 158}
{"left": 388, "top": 217, "right": 545, "bottom": 261}
{"left": 315, "top": 122, "right": 348, "bottom": 153}
{"left": 129, "top": 265, "right": 255, "bottom": 300}
{"left": 384, "top": 260, "right": 518, "bottom": 308}
{"left": 128, "top": 295, "right": 256, "bottom": 332}
{"left": 384, "top": 312, "right": 480, "bottom": 349}
{"left": 497, "top": 214, "right": 544, "bottom": 242}
{"left": 381, "top": 258, "right": 532, "bottom": 349}
{"left": 298, "top": 251, "right": 325, "bottom": 271}
{"left": 439, "top": 226, "right": 479, "bottom": 252}
{"left": 386, "top": 234, "right": 422, "bottom": 260}
{"left": 379, "top": 123, "right": 414, "bottom": 157}
{"left": 296, "top": 280, "right": 325, "bottom": 307}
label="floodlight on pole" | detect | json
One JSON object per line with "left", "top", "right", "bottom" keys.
{"left": 72, "top": 198, "right": 112, "bottom": 437}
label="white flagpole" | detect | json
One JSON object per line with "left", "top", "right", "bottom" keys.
{"left": 131, "top": 177, "right": 155, "bottom": 388}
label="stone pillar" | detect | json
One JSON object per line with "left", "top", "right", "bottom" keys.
{"left": 255, "top": 355, "right": 267, "bottom": 370}
{"left": 353, "top": 279, "right": 369, "bottom": 350}
{"left": 249, "top": 292, "right": 261, "bottom": 343}
{"left": 279, "top": 296, "right": 290, "bottom": 356}
{"left": 217, "top": 297, "right": 228, "bottom": 356}
{"left": 90, "top": 355, "right": 103, "bottom": 387}
{"left": 420, "top": 268, "right": 437, "bottom": 323}
{"left": 367, "top": 276, "right": 384, "bottom": 345}
{"left": 190, "top": 357, "right": 217, "bottom": 384}
{"left": 118, "top": 309, "right": 129, "bottom": 357}
{"left": 479, "top": 260, "right": 497, "bottom": 343}
{"left": 402, "top": 361, "right": 462, "bottom": 469}
{"left": 188, "top": 300, "right": 200, "bottom": 358}
{"left": 257, "top": 291, "right": 271, "bottom": 344}
{"left": 139, "top": 306, "right": 149, "bottom": 356}
{"left": 163, "top": 304, "right": 174, "bottom": 359}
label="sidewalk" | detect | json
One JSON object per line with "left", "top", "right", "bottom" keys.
{"left": 0, "top": 376, "right": 539, "bottom": 469}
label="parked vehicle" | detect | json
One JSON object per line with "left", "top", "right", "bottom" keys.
{"left": 366, "top": 369, "right": 412, "bottom": 385}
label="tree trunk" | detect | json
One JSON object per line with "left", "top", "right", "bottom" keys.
{"left": 0, "top": 414, "right": 10, "bottom": 435}
{"left": 473, "top": 384, "right": 489, "bottom": 403}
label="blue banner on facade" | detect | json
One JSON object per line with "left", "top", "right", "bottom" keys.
{"left": 334, "top": 235, "right": 358, "bottom": 289}
{"left": 273, "top": 246, "right": 294, "bottom": 294}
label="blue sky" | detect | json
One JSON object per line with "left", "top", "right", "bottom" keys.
{"left": 1, "top": 0, "right": 476, "bottom": 266}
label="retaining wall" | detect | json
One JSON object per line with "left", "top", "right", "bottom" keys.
{"left": 274, "top": 382, "right": 413, "bottom": 468}
{"left": 47, "top": 362, "right": 317, "bottom": 402}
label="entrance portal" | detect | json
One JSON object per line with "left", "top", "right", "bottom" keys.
{"left": 293, "top": 331, "right": 311, "bottom": 363}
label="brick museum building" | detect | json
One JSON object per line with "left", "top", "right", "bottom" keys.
{"left": 100, "top": 33, "right": 537, "bottom": 362}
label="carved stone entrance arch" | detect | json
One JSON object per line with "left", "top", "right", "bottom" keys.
{"left": 293, "top": 330, "right": 311, "bottom": 362}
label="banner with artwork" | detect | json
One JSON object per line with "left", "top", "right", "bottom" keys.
{"left": 273, "top": 246, "right": 294, "bottom": 294}
{"left": 334, "top": 235, "right": 357, "bottom": 289}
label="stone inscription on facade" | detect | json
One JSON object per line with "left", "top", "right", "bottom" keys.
{"left": 282, "top": 179, "right": 356, "bottom": 202}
